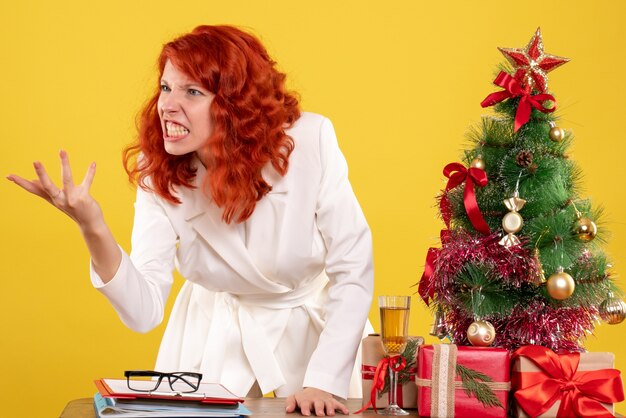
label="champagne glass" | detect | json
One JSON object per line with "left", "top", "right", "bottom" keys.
{"left": 378, "top": 295, "right": 410, "bottom": 416}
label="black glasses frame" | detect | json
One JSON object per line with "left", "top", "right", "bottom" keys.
{"left": 124, "top": 370, "right": 203, "bottom": 393}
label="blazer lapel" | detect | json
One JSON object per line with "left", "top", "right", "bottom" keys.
{"left": 179, "top": 157, "right": 290, "bottom": 293}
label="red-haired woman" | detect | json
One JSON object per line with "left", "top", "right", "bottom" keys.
{"left": 8, "top": 25, "right": 373, "bottom": 416}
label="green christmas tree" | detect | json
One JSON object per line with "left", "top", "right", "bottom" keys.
{"left": 418, "top": 28, "right": 626, "bottom": 352}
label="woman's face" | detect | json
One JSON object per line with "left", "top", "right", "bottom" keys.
{"left": 158, "top": 60, "right": 215, "bottom": 164}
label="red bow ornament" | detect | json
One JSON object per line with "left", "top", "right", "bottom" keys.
{"left": 440, "top": 162, "right": 490, "bottom": 236}
{"left": 481, "top": 71, "right": 556, "bottom": 132}
{"left": 512, "top": 345, "right": 625, "bottom": 418}
{"left": 418, "top": 230, "right": 449, "bottom": 305}
{"left": 355, "top": 355, "right": 407, "bottom": 414}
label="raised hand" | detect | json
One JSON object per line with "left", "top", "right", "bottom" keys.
{"left": 7, "top": 150, "right": 102, "bottom": 230}
{"left": 7, "top": 150, "right": 121, "bottom": 281}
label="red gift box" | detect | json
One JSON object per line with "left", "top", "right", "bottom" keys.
{"left": 416, "top": 344, "right": 510, "bottom": 418}
{"left": 512, "top": 345, "right": 625, "bottom": 418}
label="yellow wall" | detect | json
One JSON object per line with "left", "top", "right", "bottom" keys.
{"left": 1, "top": 1, "right": 625, "bottom": 415}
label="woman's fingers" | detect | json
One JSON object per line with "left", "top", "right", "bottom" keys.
{"left": 9, "top": 155, "right": 100, "bottom": 227}
{"left": 313, "top": 400, "right": 325, "bottom": 416}
{"left": 7, "top": 175, "right": 51, "bottom": 200}
{"left": 9, "top": 156, "right": 100, "bottom": 226}
{"left": 9, "top": 155, "right": 95, "bottom": 200}
{"left": 81, "top": 162, "right": 97, "bottom": 189}
{"left": 332, "top": 399, "right": 348, "bottom": 415}
{"left": 298, "top": 400, "right": 312, "bottom": 416}
{"left": 60, "top": 150, "right": 75, "bottom": 191}
{"left": 323, "top": 400, "right": 336, "bottom": 416}
{"left": 285, "top": 395, "right": 297, "bottom": 413}
{"left": 33, "top": 161, "right": 62, "bottom": 200}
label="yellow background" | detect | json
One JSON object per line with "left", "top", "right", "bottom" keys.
{"left": 1, "top": 0, "right": 625, "bottom": 415}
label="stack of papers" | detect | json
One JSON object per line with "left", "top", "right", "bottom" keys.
{"left": 93, "top": 378, "right": 251, "bottom": 417}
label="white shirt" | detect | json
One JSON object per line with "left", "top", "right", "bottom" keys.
{"left": 92, "top": 112, "right": 374, "bottom": 399}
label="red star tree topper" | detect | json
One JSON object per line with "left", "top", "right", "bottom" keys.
{"left": 498, "top": 27, "right": 570, "bottom": 93}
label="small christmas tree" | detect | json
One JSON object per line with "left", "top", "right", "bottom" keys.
{"left": 418, "top": 28, "right": 626, "bottom": 352}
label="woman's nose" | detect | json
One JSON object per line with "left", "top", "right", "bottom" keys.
{"left": 160, "top": 91, "right": 182, "bottom": 113}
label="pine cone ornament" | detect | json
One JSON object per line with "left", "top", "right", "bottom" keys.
{"left": 516, "top": 150, "right": 533, "bottom": 168}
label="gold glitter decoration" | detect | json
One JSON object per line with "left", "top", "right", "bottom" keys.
{"left": 534, "top": 248, "right": 546, "bottom": 283}
{"left": 498, "top": 28, "right": 570, "bottom": 93}
{"left": 429, "top": 308, "right": 448, "bottom": 339}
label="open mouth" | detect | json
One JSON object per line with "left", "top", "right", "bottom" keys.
{"left": 165, "top": 121, "right": 190, "bottom": 139}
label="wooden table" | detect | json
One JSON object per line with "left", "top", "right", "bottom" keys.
{"left": 60, "top": 397, "right": 421, "bottom": 417}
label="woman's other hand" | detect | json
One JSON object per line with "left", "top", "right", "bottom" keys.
{"left": 285, "top": 387, "right": 349, "bottom": 416}
{"left": 7, "top": 150, "right": 102, "bottom": 230}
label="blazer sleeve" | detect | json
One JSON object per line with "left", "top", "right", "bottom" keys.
{"left": 90, "top": 186, "right": 178, "bottom": 333}
{"left": 302, "top": 117, "right": 374, "bottom": 398}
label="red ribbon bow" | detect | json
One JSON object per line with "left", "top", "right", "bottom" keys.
{"left": 440, "top": 162, "right": 490, "bottom": 236}
{"left": 355, "top": 355, "right": 407, "bottom": 414}
{"left": 481, "top": 71, "right": 556, "bottom": 132}
{"left": 512, "top": 345, "right": 625, "bottom": 418}
{"left": 418, "top": 230, "right": 450, "bottom": 305}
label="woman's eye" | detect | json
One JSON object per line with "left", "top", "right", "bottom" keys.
{"left": 188, "top": 88, "right": 203, "bottom": 96}
{"left": 160, "top": 84, "right": 171, "bottom": 92}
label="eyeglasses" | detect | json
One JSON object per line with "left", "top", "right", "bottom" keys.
{"left": 124, "top": 370, "right": 203, "bottom": 393}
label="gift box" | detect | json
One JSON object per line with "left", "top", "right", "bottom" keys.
{"left": 416, "top": 344, "right": 510, "bottom": 418}
{"left": 360, "top": 334, "right": 424, "bottom": 410}
{"left": 512, "top": 345, "right": 625, "bottom": 418}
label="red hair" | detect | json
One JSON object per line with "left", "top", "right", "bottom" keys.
{"left": 123, "top": 25, "right": 300, "bottom": 223}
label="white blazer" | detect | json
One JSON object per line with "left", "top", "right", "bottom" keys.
{"left": 91, "top": 112, "right": 374, "bottom": 399}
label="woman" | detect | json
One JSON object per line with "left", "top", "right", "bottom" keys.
{"left": 7, "top": 25, "right": 373, "bottom": 416}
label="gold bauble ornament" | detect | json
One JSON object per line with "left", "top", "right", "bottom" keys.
{"left": 549, "top": 126, "right": 565, "bottom": 142}
{"left": 546, "top": 267, "right": 575, "bottom": 300}
{"left": 574, "top": 217, "right": 597, "bottom": 242}
{"left": 466, "top": 320, "right": 496, "bottom": 347}
{"left": 470, "top": 156, "right": 485, "bottom": 170}
{"left": 548, "top": 122, "right": 565, "bottom": 142}
{"left": 600, "top": 293, "right": 626, "bottom": 325}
